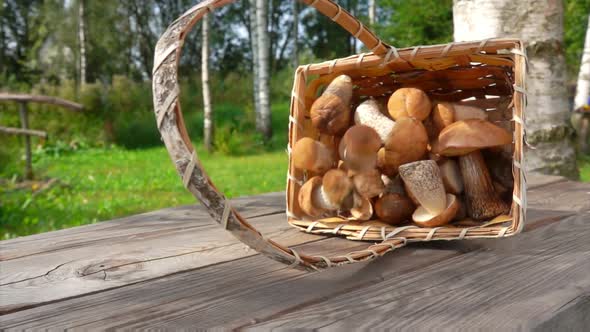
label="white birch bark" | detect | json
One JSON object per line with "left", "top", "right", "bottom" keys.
{"left": 202, "top": 13, "right": 213, "bottom": 152}
{"left": 453, "top": 0, "right": 578, "bottom": 178}
{"left": 256, "top": 0, "right": 272, "bottom": 140}
{"left": 293, "top": 0, "right": 299, "bottom": 68}
{"left": 249, "top": 0, "right": 260, "bottom": 119}
{"left": 574, "top": 14, "right": 590, "bottom": 110}
{"left": 368, "top": 0, "right": 376, "bottom": 26}
{"left": 78, "top": 0, "right": 87, "bottom": 87}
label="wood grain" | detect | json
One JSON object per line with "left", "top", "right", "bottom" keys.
{"left": 0, "top": 192, "right": 285, "bottom": 261}
{"left": 246, "top": 212, "right": 590, "bottom": 330}
{"left": 0, "top": 207, "right": 579, "bottom": 329}
{"left": 0, "top": 211, "right": 322, "bottom": 313}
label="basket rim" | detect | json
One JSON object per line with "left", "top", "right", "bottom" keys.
{"left": 285, "top": 38, "right": 528, "bottom": 243}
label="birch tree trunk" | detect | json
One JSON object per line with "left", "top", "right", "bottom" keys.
{"left": 293, "top": 0, "right": 299, "bottom": 68}
{"left": 202, "top": 13, "right": 213, "bottom": 152}
{"left": 78, "top": 0, "right": 87, "bottom": 87}
{"left": 453, "top": 0, "right": 578, "bottom": 178}
{"left": 256, "top": 0, "right": 272, "bottom": 140}
{"left": 572, "top": 15, "right": 590, "bottom": 154}
{"left": 368, "top": 0, "right": 376, "bottom": 26}
{"left": 574, "top": 14, "right": 590, "bottom": 110}
{"left": 249, "top": 0, "right": 260, "bottom": 119}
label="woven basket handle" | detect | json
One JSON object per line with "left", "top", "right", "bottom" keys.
{"left": 153, "top": 0, "right": 404, "bottom": 271}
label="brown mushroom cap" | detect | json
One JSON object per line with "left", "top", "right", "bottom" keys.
{"left": 310, "top": 75, "right": 353, "bottom": 135}
{"left": 322, "top": 169, "right": 354, "bottom": 207}
{"left": 298, "top": 176, "right": 325, "bottom": 217}
{"left": 375, "top": 193, "right": 415, "bottom": 225}
{"left": 340, "top": 125, "right": 382, "bottom": 173}
{"left": 398, "top": 160, "right": 447, "bottom": 215}
{"left": 453, "top": 104, "right": 488, "bottom": 122}
{"left": 292, "top": 137, "right": 336, "bottom": 174}
{"left": 432, "top": 102, "right": 455, "bottom": 135}
{"left": 377, "top": 117, "right": 428, "bottom": 176}
{"left": 353, "top": 169, "right": 385, "bottom": 198}
{"left": 413, "top": 193, "right": 460, "bottom": 227}
{"left": 434, "top": 119, "right": 512, "bottom": 156}
{"left": 387, "top": 88, "right": 432, "bottom": 121}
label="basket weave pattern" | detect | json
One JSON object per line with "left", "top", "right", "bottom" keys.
{"left": 153, "top": 0, "right": 527, "bottom": 271}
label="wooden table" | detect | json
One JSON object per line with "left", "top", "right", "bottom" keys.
{"left": 1, "top": 173, "right": 589, "bottom": 330}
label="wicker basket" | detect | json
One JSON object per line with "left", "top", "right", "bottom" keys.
{"left": 153, "top": 0, "right": 527, "bottom": 271}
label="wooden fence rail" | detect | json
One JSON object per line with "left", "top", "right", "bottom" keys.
{"left": 0, "top": 126, "right": 48, "bottom": 138}
{"left": 0, "top": 93, "right": 84, "bottom": 180}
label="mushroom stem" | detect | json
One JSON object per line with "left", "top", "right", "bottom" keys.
{"left": 313, "top": 186, "right": 340, "bottom": 210}
{"left": 354, "top": 99, "right": 395, "bottom": 142}
{"left": 458, "top": 150, "right": 510, "bottom": 220}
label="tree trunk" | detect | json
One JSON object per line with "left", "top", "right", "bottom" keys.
{"left": 78, "top": 0, "right": 87, "bottom": 87}
{"left": 368, "top": 0, "right": 376, "bottom": 26}
{"left": 453, "top": 0, "right": 578, "bottom": 178}
{"left": 202, "top": 13, "right": 213, "bottom": 152}
{"left": 574, "top": 14, "right": 590, "bottom": 110}
{"left": 293, "top": 0, "right": 299, "bottom": 68}
{"left": 255, "top": 0, "right": 272, "bottom": 140}
{"left": 249, "top": 0, "right": 260, "bottom": 118}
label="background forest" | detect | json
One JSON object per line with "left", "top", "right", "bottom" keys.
{"left": 1, "top": 0, "right": 589, "bottom": 239}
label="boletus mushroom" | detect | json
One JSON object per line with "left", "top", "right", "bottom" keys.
{"left": 375, "top": 193, "right": 415, "bottom": 225}
{"left": 310, "top": 75, "right": 353, "bottom": 135}
{"left": 431, "top": 102, "right": 489, "bottom": 138}
{"left": 354, "top": 99, "right": 395, "bottom": 143}
{"left": 381, "top": 174, "right": 406, "bottom": 195}
{"left": 413, "top": 193, "right": 460, "bottom": 227}
{"left": 434, "top": 119, "right": 511, "bottom": 220}
{"left": 439, "top": 159, "right": 463, "bottom": 195}
{"left": 387, "top": 87, "right": 432, "bottom": 121}
{"left": 377, "top": 117, "right": 429, "bottom": 176}
{"left": 339, "top": 125, "right": 382, "bottom": 174}
{"left": 353, "top": 169, "right": 385, "bottom": 199}
{"left": 298, "top": 170, "right": 353, "bottom": 217}
{"left": 398, "top": 160, "right": 447, "bottom": 216}
{"left": 349, "top": 192, "right": 374, "bottom": 221}
{"left": 292, "top": 137, "right": 335, "bottom": 174}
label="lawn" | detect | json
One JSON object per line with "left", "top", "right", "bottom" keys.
{"left": 0, "top": 146, "right": 288, "bottom": 239}
{"left": 580, "top": 154, "right": 590, "bottom": 182}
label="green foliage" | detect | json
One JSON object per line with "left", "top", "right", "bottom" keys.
{"left": 0, "top": 146, "right": 287, "bottom": 239}
{"left": 375, "top": 0, "right": 453, "bottom": 48}
{"left": 580, "top": 154, "right": 590, "bottom": 182}
{"left": 565, "top": 0, "right": 590, "bottom": 77}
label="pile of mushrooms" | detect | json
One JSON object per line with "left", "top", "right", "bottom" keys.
{"left": 294, "top": 75, "right": 513, "bottom": 228}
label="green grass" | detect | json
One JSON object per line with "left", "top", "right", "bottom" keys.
{"left": 579, "top": 154, "right": 590, "bottom": 182}
{"left": 0, "top": 146, "right": 287, "bottom": 239}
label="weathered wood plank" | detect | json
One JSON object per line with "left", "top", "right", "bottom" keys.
{"left": 0, "top": 126, "right": 48, "bottom": 138}
{"left": 526, "top": 172, "right": 568, "bottom": 189}
{"left": 0, "top": 210, "right": 323, "bottom": 313}
{"left": 0, "top": 192, "right": 285, "bottom": 261}
{"left": 245, "top": 212, "right": 590, "bottom": 330}
{"left": 526, "top": 181, "right": 590, "bottom": 212}
{"left": 0, "top": 240, "right": 460, "bottom": 329}
{"left": 0, "top": 93, "right": 84, "bottom": 111}
{"left": 0, "top": 207, "right": 578, "bottom": 329}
